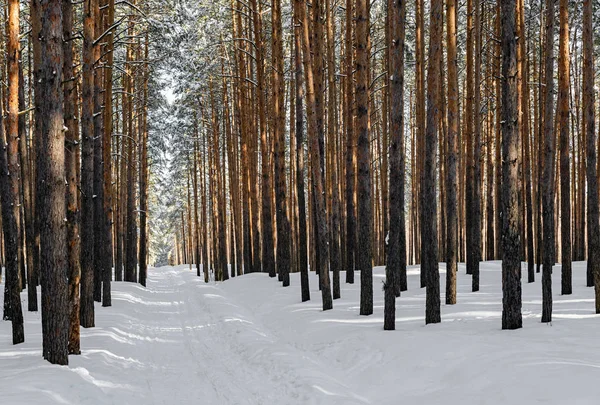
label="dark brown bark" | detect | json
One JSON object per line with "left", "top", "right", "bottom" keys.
{"left": 272, "top": 0, "right": 291, "bottom": 287}
{"left": 501, "top": 0, "right": 523, "bottom": 330}
{"left": 296, "top": 0, "right": 333, "bottom": 311}
{"left": 92, "top": 0, "right": 104, "bottom": 303}
{"left": 423, "top": 0, "right": 442, "bottom": 325}
{"left": 38, "top": 0, "right": 68, "bottom": 363}
{"left": 445, "top": 0, "right": 458, "bottom": 305}
{"left": 124, "top": 16, "right": 137, "bottom": 283}
{"left": 384, "top": 0, "right": 406, "bottom": 331}
{"left": 344, "top": 0, "right": 355, "bottom": 284}
{"left": 471, "top": 0, "right": 482, "bottom": 291}
{"left": 583, "top": 0, "right": 600, "bottom": 313}
{"left": 80, "top": 0, "right": 96, "bottom": 328}
{"left": 139, "top": 35, "right": 149, "bottom": 287}
{"left": 356, "top": 0, "right": 372, "bottom": 316}
{"left": 63, "top": 0, "right": 80, "bottom": 354}
{"left": 326, "top": 0, "right": 340, "bottom": 298}
{"left": 102, "top": 0, "right": 115, "bottom": 303}
{"left": 0, "top": 0, "right": 24, "bottom": 345}
{"left": 558, "top": 0, "right": 571, "bottom": 296}
{"left": 293, "top": 1, "right": 309, "bottom": 301}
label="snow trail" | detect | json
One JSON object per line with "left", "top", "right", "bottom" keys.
{"left": 2, "top": 261, "right": 600, "bottom": 404}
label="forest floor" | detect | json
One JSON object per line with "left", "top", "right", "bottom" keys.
{"left": 1, "top": 261, "right": 600, "bottom": 404}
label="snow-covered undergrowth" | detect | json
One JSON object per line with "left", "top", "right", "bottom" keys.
{"left": 2, "top": 261, "right": 600, "bottom": 404}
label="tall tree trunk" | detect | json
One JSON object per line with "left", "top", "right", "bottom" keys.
{"left": 138, "top": 35, "right": 149, "bottom": 287}
{"left": 356, "top": 0, "right": 372, "bottom": 316}
{"left": 583, "top": 0, "right": 600, "bottom": 313}
{"left": 293, "top": 0, "right": 310, "bottom": 301}
{"left": 501, "top": 0, "right": 523, "bottom": 330}
{"left": 465, "top": 0, "right": 475, "bottom": 277}
{"left": 558, "top": 0, "right": 571, "bottom": 296}
{"left": 384, "top": 0, "right": 407, "bottom": 330}
{"left": 471, "top": 0, "right": 482, "bottom": 291}
{"left": 296, "top": 0, "right": 333, "bottom": 310}
{"left": 63, "top": 0, "right": 80, "bottom": 354}
{"left": 101, "top": 0, "right": 115, "bottom": 304}
{"left": 445, "top": 0, "right": 458, "bottom": 305}
{"left": 38, "top": 0, "right": 68, "bottom": 363}
{"left": 92, "top": 0, "right": 104, "bottom": 303}
{"left": 80, "top": 0, "right": 96, "bottom": 328}
{"left": 0, "top": 0, "right": 24, "bottom": 344}
{"left": 124, "top": 15, "right": 137, "bottom": 283}
{"left": 272, "top": 0, "right": 291, "bottom": 287}
{"left": 344, "top": 0, "right": 355, "bottom": 284}
{"left": 423, "top": 0, "right": 442, "bottom": 325}
{"left": 19, "top": 53, "right": 36, "bottom": 312}
{"left": 326, "top": 0, "right": 341, "bottom": 299}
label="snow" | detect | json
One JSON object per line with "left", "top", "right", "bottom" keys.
{"left": 2, "top": 261, "right": 600, "bottom": 404}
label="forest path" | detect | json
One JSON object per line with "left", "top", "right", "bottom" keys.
{"left": 3, "top": 262, "right": 600, "bottom": 404}
{"left": 0, "top": 266, "right": 366, "bottom": 405}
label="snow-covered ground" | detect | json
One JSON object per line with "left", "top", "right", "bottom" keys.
{"left": 1, "top": 261, "right": 600, "bottom": 404}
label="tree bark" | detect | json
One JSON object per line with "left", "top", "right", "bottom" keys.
{"left": 63, "top": 0, "right": 80, "bottom": 354}
{"left": 384, "top": 0, "right": 407, "bottom": 330}
{"left": 356, "top": 0, "right": 372, "bottom": 316}
{"left": 296, "top": 0, "right": 333, "bottom": 311}
{"left": 0, "top": 0, "right": 24, "bottom": 344}
{"left": 422, "top": 0, "right": 442, "bottom": 325}
{"left": 445, "top": 0, "right": 458, "bottom": 305}
{"left": 80, "top": 0, "right": 96, "bottom": 328}
{"left": 38, "top": 0, "right": 68, "bottom": 363}
{"left": 583, "top": 0, "right": 600, "bottom": 313}
{"left": 558, "top": 0, "right": 571, "bottom": 296}
{"left": 501, "top": 0, "right": 523, "bottom": 330}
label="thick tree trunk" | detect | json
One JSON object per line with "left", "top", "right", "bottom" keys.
{"left": 501, "top": 0, "right": 523, "bottom": 330}
{"left": 0, "top": 0, "right": 24, "bottom": 345}
{"left": 101, "top": 0, "right": 115, "bottom": 304}
{"left": 272, "top": 0, "right": 291, "bottom": 287}
{"left": 326, "top": 0, "right": 341, "bottom": 298}
{"left": 63, "top": 0, "right": 80, "bottom": 354}
{"left": 80, "top": 0, "right": 96, "bottom": 328}
{"left": 583, "top": 0, "right": 600, "bottom": 313}
{"left": 356, "top": 0, "right": 372, "bottom": 316}
{"left": 293, "top": 1, "right": 309, "bottom": 301}
{"left": 18, "top": 54, "right": 36, "bottom": 312}
{"left": 92, "top": 0, "right": 104, "bottom": 303}
{"left": 38, "top": 0, "right": 68, "bottom": 363}
{"left": 296, "top": 0, "right": 333, "bottom": 311}
{"left": 384, "top": 0, "right": 406, "bottom": 331}
{"left": 344, "top": 0, "right": 355, "bottom": 284}
{"left": 445, "top": 0, "right": 458, "bottom": 305}
{"left": 471, "top": 0, "right": 482, "bottom": 291}
{"left": 558, "top": 0, "right": 571, "bottom": 296}
{"left": 423, "top": 0, "right": 442, "bottom": 325}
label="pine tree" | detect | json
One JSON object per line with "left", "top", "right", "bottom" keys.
{"left": 38, "top": 0, "right": 69, "bottom": 364}
{"left": 501, "top": 0, "right": 523, "bottom": 330}
{"left": 422, "top": 0, "right": 442, "bottom": 325}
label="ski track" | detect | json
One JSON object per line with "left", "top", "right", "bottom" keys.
{"left": 2, "top": 261, "right": 600, "bottom": 404}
